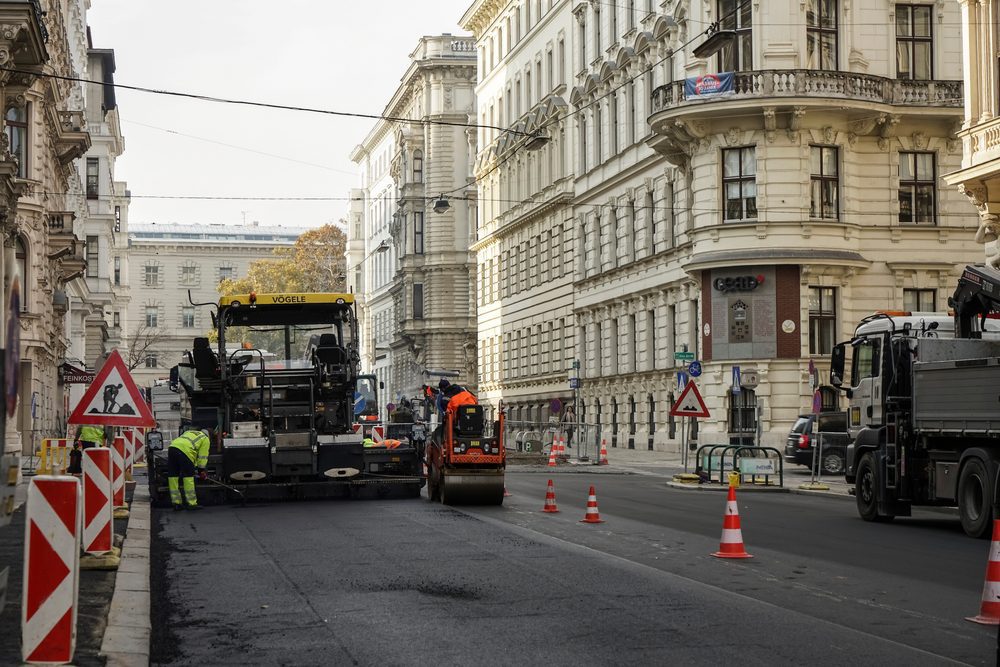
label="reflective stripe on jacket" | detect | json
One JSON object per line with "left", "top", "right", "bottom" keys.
{"left": 169, "top": 430, "right": 211, "bottom": 468}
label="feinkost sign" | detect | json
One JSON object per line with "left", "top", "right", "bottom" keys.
{"left": 684, "top": 72, "right": 735, "bottom": 99}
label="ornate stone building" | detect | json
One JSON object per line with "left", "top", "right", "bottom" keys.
{"left": 464, "top": 0, "right": 982, "bottom": 451}
{"left": 349, "top": 35, "right": 478, "bottom": 413}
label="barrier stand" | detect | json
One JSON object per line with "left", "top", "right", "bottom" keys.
{"left": 131, "top": 428, "right": 147, "bottom": 468}
{"left": 21, "top": 476, "right": 81, "bottom": 664}
{"left": 35, "top": 438, "right": 72, "bottom": 476}
{"left": 79, "top": 448, "right": 120, "bottom": 571}
{"left": 110, "top": 437, "right": 129, "bottom": 519}
{"left": 799, "top": 431, "right": 830, "bottom": 491}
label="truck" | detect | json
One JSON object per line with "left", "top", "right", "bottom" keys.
{"left": 148, "top": 291, "right": 423, "bottom": 504}
{"left": 830, "top": 263, "right": 1000, "bottom": 537}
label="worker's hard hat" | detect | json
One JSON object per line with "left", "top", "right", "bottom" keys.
{"left": 200, "top": 428, "right": 211, "bottom": 437}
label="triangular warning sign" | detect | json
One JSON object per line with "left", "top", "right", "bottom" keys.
{"left": 68, "top": 350, "right": 156, "bottom": 427}
{"left": 670, "top": 380, "right": 710, "bottom": 418}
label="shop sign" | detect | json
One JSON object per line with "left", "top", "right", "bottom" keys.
{"left": 713, "top": 275, "right": 764, "bottom": 293}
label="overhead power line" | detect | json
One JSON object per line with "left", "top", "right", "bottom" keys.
{"left": 0, "top": 66, "right": 535, "bottom": 138}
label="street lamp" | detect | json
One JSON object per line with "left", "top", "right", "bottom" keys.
{"left": 432, "top": 196, "right": 451, "bottom": 214}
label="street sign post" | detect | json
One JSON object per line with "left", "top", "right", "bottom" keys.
{"left": 674, "top": 351, "right": 695, "bottom": 361}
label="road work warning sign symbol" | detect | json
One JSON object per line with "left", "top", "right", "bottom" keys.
{"left": 669, "top": 380, "right": 710, "bottom": 418}
{"left": 68, "top": 350, "right": 156, "bottom": 427}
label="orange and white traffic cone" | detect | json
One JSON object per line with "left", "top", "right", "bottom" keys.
{"left": 968, "top": 519, "right": 1000, "bottom": 624}
{"left": 712, "top": 484, "right": 752, "bottom": 558}
{"left": 580, "top": 485, "right": 605, "bottom": 524}
{"left": 542, "top": 479, "right": 559, "bottom": 513}
{"left": 547, "top": 444, "right": 558, "bottom": 467}
{"left": 598, "top": 439, "right": 609, "bottom": 466}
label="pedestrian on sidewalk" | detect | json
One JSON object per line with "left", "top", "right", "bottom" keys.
{"left": 168, "top": 428, "right": 211, "bottom": 511}
{"left": 561, "top": 405, "right": 576, "bottom": 449}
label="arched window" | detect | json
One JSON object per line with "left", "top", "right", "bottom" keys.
{"left": 647, "top": 394, "right": 656, "bottom": 451}
{"left": 412, "top": 150, "right": 423, "bottom": 183}
{"left": 728, "top": 388, "right": 758, "bottom": 446}
{"left": 15, "top": 236, "right": 27, "bottom": 312}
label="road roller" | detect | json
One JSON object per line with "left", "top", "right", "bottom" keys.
{"left": 426, "top": 403, "right": 505, "bottom": 505}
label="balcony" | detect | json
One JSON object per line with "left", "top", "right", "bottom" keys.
{"left": 47, "top": 212, "right": 86, "bottom": 281}
{"left": 53, "top": 109, "right": 90, "bottom": 165}
{"left": 651, "top": 70, "right": 963, "bottom": 117}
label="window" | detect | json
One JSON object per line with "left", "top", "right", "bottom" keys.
{"left": 86, "top": 235, "right": 99, "bottom": 278}
{"left": 806, "top": 0, "right": 837, "bottom": 70}
{"left": 722, "top": 147, "right": 757, "bottom": 221}
{"left": 15, "top": 237, "right": 26, "bottom": 311}
{"left": 181, "top": 306, "right": 195, "bottom": 328}
{"left": 728, "top": 389, "right": 757, "bottom": 440}
{"left": 113, "top": 256, "right": 121, "bottom": 285}
{"left": 414, "top": 212, "right": 424, "bottom": 255}
{"left": 558, "top": 39, "right": 566, "bottom": 85}
{"left": 903, "top": 288, "right": 936, "bottom": 311}
{"left": 899, "top": 152, "right": 936, "bottom": 224}
{"left": 896, "top": 5, "right": 932, "bottom": 79}
{"left": 144, "top": 264, "right": 159, "bottom": 287}
{"left": 145, "top": 353, "right": 158, "bottom": 369}
{"left": 412, "top": 150, "right": 423, "bottom": 182}
{"left": 809, "top": 286, "right": 836, "bottom": 355}
{"left": 579, "top": 15, "right": 587, "bottom": 69}
{"left": 218, "top": 266, "right": 235, "bottom": 282}
{"left": 180, "top": 265, "right": 197, "bottom": 285}
{"left": 6, "top": 106, "right": 27, "bottom": 178}
{"left": 719, "top": 0, "right": 752, "bottom": 72}
{"left": 113, "top": 311, "right": 120, "bottom": 328}
{"left": 627, "top": 0, "right": 635, "bottom": 31}
{"left": 851, "top": 338, "right": 881, "bottom": 386}
{"left": 114, "top": 206, "right": 121, "bottom": 232}
{"left": 86, "top": 157, "right": 99, "bottom": 199}
{"left": 810, "top": 145, "right": 839, "bottom": 220}
{"left": 413, "top": 283, "right": 424, "bottom": 320}
{"left": 145, "top": 306, "right": 159, "bottom": 328}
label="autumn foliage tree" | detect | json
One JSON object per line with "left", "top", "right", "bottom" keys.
{"left": 220, "top": 223, "right": 348, "bottom": 295}
{"left": 215, "top": 223, "right": 348, "bottom": 354}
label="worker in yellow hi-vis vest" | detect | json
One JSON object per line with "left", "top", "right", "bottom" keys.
{"left": 67, "top": 424, "right": 106, "bottom": 474}
{"left": 168, "top": 428, "right": 211, "bottom": 511}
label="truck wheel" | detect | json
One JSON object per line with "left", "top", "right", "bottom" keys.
{"left": 959, "top": 458, "right": 994, "bottom": 538}
{"left": 855, "top": 453, "right": 892, "bottom": 523}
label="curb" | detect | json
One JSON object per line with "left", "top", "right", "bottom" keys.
{"left": 99, "top": 473, "right": 150, "bottom": 667}
{"left": 664, "top": 481, "right": 790, "bottom": 493}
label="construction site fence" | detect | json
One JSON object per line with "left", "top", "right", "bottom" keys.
{"left": 503, "top": 421, "right": 601, "bottom": 461}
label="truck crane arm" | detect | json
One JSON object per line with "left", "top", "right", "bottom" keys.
{"left": 949, "top": 264, "right": 1000, "bottom": 338}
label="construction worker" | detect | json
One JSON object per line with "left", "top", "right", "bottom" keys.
{"left": 168, "top": 428, "right": 211, "bottom": 511}
{"left": 67, "top": 423, "right": 106, "bottom": 474}
{"left": 437, "top": 379, "right": 477, "bottom": 419}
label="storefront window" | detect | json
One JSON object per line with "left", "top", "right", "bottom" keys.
{"left": 809, "top": 286, "right": 837, "bottom": 354}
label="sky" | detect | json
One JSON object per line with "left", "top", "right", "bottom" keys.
{"left": 86, "top": 0, "right": 475, "bottom": 230}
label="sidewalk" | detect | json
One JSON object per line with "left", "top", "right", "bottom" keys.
{"left": 0, "top": 466, "right": 150, "bottom": 666}
{"left": 508, "top": 445, "right": 854, "bottom": 499}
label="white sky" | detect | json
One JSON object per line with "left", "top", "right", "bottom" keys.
{"left": 86, "top": 0, "right": 475, "bottom": 229}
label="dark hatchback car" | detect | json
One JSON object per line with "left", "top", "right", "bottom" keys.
{"left": 784, "top": 411, "right": 849, "bottom": 475}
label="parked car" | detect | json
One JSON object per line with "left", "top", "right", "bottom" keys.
{"left": 783, "top": 411, "right": 849, "bottom": 475}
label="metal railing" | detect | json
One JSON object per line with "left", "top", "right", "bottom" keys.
{"left": 695, "top": 444, "right": 784, "bottom": 487}
{"left": 502, "top": 420, "right": 603, "bottom": 461}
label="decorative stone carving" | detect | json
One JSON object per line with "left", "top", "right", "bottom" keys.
{"left": 911, "top": 131, "right": 928, "bottom": 150}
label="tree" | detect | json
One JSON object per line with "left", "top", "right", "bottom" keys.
{"left": 124, "top": 322, "right": 170, "bottom": 371}
{"left": 220, "top": 223, "right": 348, "bottom": 295}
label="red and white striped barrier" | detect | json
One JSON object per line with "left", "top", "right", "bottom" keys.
{"left": 22, "top": 476, "right": 81, "bottom": 664}
{"left": 123, "top": 432, "right": 134, "bottom": 482}
{"left": 111, "top": 437, "right": 126, "bottom": 510}
{"left": 82, "top": 449, "right": 113, "bottom": 555}
{"left": 127, "top": 427, "right": 146, "bottom": 465}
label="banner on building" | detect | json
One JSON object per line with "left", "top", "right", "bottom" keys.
{"left": 684, "top": 72, "right": 734, "bottom": 99}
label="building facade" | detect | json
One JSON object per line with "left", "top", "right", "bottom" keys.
{"left": 349, "top": 35, "right": 478, "bottom": 414}
{"left": 946, "top": 0, "right": 1000, "bottom": 261}
{"left": 126, "top": 223, "right": 303, "bottom": 387}
{"left": 464, "top": 0, "right": 982, "bottom": 451}
{"left": 461, "top": 0, "right": 577, "bottom": 426}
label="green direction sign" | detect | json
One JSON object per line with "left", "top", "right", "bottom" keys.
{"left": 674, "top": 351, "right": 695, "bottom": 361}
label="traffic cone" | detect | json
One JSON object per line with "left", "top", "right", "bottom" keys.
{"left": 580, "top": 485, "right": 604, "bottom": 524}
{"left": 712, "top": 484, "right": 753, "bottom": 559}
{"left": 558, "top": 435, "right": 566, "bottom": 459}
{"left": 547, "top": 443, "right": 558, "bottom": 467}
{"left": 542, "top": 479, "right": 559, "bottom": 513}
{"left": 968, "top": 519, "right": 1000, "bottom": 624}
{"left": 598, "top": 439, "right": 609, "bottom": 466}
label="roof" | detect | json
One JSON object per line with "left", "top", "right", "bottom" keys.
{"left": 129, "top": 223, "right": 306, "bottom": 245}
